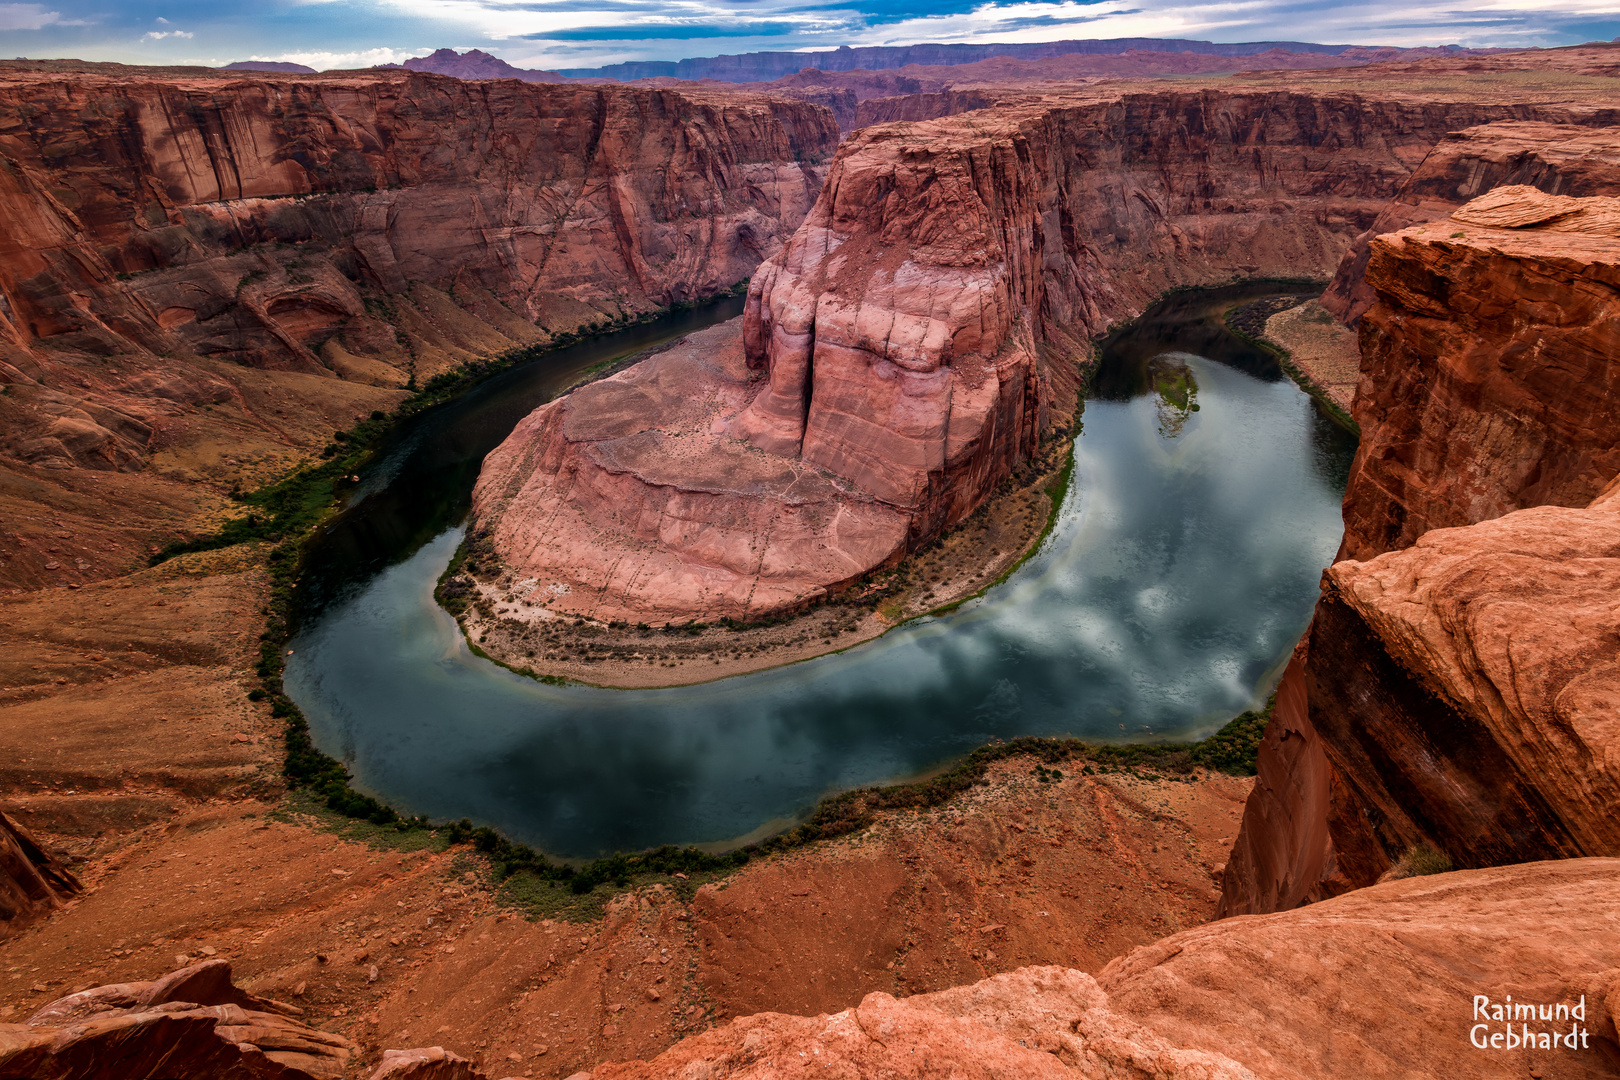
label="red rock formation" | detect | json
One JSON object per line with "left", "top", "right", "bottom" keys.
{"left": 476, "top": 89, "right": 1598, "bottom": 620}
{"left": 742, "top": 89, "right": 1544, "bottom": 540}
{"left": 1322, "top": 121, "right": 1620, "bottom": 324}
{"left": 0, "top": 811, "right": 79, "bottom": 939}
{"left": 1303, "top": 490, "right": 1620, "bottom": 885}
{"left": 368, "top": 1046, "right": 484, "bottom": 1080}
{"left": 1111, "top": 859, "right": 1620, "bottom": 1080}
{"left": 1, "top": 960, "right": 354, "bottom": 1079}
{"left": 592, "top": 966, "right": 1254, "bottom": 1080}
{"left": 1344, "top": 188, "right": 1620, "bottom": 560}
{"left": 1214, "top": 651, "right": 1341, "bottom": 916}
{"left": 582, "top": 859, "right": 1620, "bottom": 1080}
{"left": 471, "top": 321, "right": 911, "bottom": 621}
{"left": 0, "top": 70, "right": 837, "bottom": 373}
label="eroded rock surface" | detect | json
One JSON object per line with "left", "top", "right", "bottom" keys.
{"left": 586, "top": 860, "right": 1620, "bottom": 1080}
{"left": 0, "top": 959, "right": 353, "bottom": 1079}
{"left": 591, "top": 966, "right": 1255, "bottom": 1080}
{"left": 471, "top": 320, "right": 911, "bottom": 621}
{"left": 1322, "top": 121, "right": 1620, "bottom": 324}
{"left": 0, "top": 70, "right": 835, "bottom": 374}
{"left": 1227, "top": 188, "right": 1620, "bottom": 910}
{"left": 0, "top": 812, "right": 79, "bottom": 939}
{"left": 1344, "top": 187, "right": 1620, "bottom": 560}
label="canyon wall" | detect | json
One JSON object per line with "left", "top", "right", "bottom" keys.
{"left": 1344, "top": 188, "right": 1620, "bottom": 559}
{"left": 0, "top": 71, "right": 836, "bottom": 373}
{"left": 742, "top": 90, "right": 1587, "bottom": 543}
{"left": 1223, "top": 187, "right": 1620, "bottom": 913}
{"left": 0, "top": 69, "right": 836, "bottom": 510}
{"left": 1322, "top": 121, "right": 1620, "bottom": 324}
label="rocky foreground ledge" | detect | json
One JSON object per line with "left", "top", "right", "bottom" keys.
{"left": 7, "top": 861, "right": 1619, "bottom": 1079}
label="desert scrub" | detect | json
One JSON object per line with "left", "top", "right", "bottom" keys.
{"left": 1384, "top": 843, "right": 1454, "bottom": 880}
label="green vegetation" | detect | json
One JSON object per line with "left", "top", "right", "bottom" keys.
{"left": 1148, "top": 356, "right": 1200, "bottom": 438}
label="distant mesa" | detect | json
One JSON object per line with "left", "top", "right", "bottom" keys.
{"left": 396, "top": 47, "right": 569, "bottom": 82}
{"left": 221, "top": 60, "right": 317, "bottom": 73}
{"left": 554, "top": 36, "right": 1490, "bottom": 82}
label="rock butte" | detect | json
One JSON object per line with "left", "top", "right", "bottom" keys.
{"left": 475, "top": 87, "right": 1613, "bottom": 621}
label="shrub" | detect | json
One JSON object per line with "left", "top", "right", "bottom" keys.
{"left": 1386, "top": 843, "right": 1454, "bottom": 880}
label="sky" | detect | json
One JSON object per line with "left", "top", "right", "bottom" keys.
{"left": 3, "top": 0, "right": 1618, "bottom": 73}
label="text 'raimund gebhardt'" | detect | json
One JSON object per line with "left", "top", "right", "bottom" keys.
{"left": 1472, "top": 995, "right": 1591, "bottom": 1050}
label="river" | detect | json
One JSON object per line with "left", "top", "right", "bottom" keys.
{"left": 284, "top": 284, "right": 1355, "bottom": 858}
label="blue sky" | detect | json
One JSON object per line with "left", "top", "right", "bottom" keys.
{"left": 3, "top": 0, "right": 1618, "bottom": 71}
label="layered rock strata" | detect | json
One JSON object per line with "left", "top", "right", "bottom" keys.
{"left": 1, "top": 960, "right": 354, "bottom": 1079}
{"left": 0, "top": 71, "right": 836, "bottom": 375}
{"left": 477, "top": 89, "right": 1575, "bottom": 620}
{"left": 1224, "top": 189, "right": 1620, "bottom": 912}
{"left": 1344, "top": 186, "right": 1620, "bottom": 560}
{"left": 471, "top": 321, "right": 911, "bottom": 621}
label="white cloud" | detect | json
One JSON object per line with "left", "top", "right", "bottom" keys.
{"left": 381, "top": 0, "right": 850, "bottom": 41}
{"left": 0, "top": 2, "right": 64, "bottom": 30}
{"left": 155, "top": 15, "right": 169, "bottom": 23}
{"left": 243, "top": 46, "right": 436, "bottom": 69}
{"left": 143, "top": 28, "right": 194, "bottom": 39}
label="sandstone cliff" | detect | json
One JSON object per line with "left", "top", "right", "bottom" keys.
{"left": 0, "top": 69, "right": 836, "bottom": 590}
{"left": 1224, "top": 188, "right": 1620, "bottom": 912}
{"left": 0, "top": 71, "right": 835, "bottom": 374}
{"left": 470, "top": 321, "right": 913, "bottom": 622}
{"left": 1322, "top": 121, "right": 1620, "bottom": 324}
{"left": 1344, "top": 187, "right": 1620, "bottom": 560}
{"left": 475, "top": 87, "right": 1571, "bottom": 621}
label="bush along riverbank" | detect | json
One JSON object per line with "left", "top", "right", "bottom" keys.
{"left": 160, "top": 282, "right": 1281, "bottom": 923}
{"left": 1224, "top": 291, "right": 1359, "bottom": 434}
